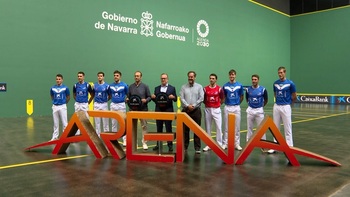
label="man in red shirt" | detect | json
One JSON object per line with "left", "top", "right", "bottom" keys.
{"left": 203, "top": 73, "right": 225, "bottom": 152}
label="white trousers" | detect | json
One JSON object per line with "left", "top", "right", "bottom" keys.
{"left": 223, "top": 105, "right": 241, "bottom": 146}
{"left": 204, "top": 107, "right": 223, "bottom": 146}
{"left": 110, "top": 102, "right": 127, "bottom": 141}
{"left": 246, "top": 106, "right": 266, "bottom": 141}
{"left": 74, "top": 102, "right": 89, "bottom": 135}
{"left": 273, "top": 104, "right": 293, "bottom": 146}
{"left": 94, "top": 102, "right": 109, "bottom": 135}
{"left": 140, "top": 119, "right": 148, "bottom": 145}
{"left": 52, "top": 104, "right": 68, "bottom": 139}
{"left": 74, "top": 102, "right": 89, "bottom": 112}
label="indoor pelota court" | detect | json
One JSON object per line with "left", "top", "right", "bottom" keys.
{"left": 1, "top": 103, "right": 349, "bottom": 197}
{"left": 2, "top": 0, "right": 350, "bottom": 196}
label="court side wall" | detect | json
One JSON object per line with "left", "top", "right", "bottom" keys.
{"left": 291, "top": 7, "right": 350, "bottom": 94}
{"left": 0, "top": 0, "right": 290, "bottom": 117}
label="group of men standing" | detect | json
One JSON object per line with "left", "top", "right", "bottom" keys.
{"left": 49, "top": 66, "right": 296, "bottom": 154}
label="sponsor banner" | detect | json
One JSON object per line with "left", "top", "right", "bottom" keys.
{"left": 94, "top": 11, "right": 210, "bottom": 48}
{"left": 296, "top": 94, "right": 350, "bottom": 105}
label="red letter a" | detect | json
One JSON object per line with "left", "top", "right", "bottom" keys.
{"left": 51, "top": 111, "right": 108, "bottom": 158}
{"left": 235, "top": 116, "right": 341, "bottom": 166}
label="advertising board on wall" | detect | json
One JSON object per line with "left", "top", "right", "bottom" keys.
{"left": 296, "top": 94, "right": 350, "bottom": 105}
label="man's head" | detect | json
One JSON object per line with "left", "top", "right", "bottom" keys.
{"left": 160, "top": 73, "right": 168, "bottom": 86}
{"left": 251, "top": 74, "right": 260, "bottom": 87}
{"left": 97, "top": 71, "right": 104, "bottom": 83}
{"left": 77, "top": 71, "right": 85, "bottom": 83}
{"left": 56, "top": 74, "right": 63, "bottom": 86}
{"left": 134, "top": 71, "right": 142, "bottom": 83}
{"left": 187, "top": 71, "right": 196, "bottom": 85}
{"left": 114, "top": 70, "right": 122, "bottom": 83}
{"left": 277, "top": 66, "right": 286, "bottom": 80}
{"left": 209, "top": 73, "right": 217, "bottom": 86}
{"left": 228, "top": 69, "right": 236, "bottom": 82}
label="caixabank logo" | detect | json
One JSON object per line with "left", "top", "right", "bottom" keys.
{"left": 296, "top": 95, "right": 330, "bottom": 104}
{"left": 296, "top": 94, "right": 350, "bottom": 105}
{"left": 26, "top": 111, "right": 340, "bottom": 167}
{"left": 336, "top": 96, "right": 350, "bottom": 104}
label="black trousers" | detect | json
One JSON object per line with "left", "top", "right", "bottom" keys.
{"left": 182, "top": 108, "right": 201, "bottom": 150}
{"left": 156, "top": 118, "right": 173, "bottom": 147}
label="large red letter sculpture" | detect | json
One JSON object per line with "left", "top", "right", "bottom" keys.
{"left": 26, "top": 111, "right": 126, "bottom": 159}
{"left": 26, "top": 111, "right": 341, "bottom": 166}
{"left": 126, "top": 111, "right": 176, "bottom": 162}
{"left": 175, "top": 112, "right": 235, "bottom": 164}
{"left": 235, "top": 116, "right": 341, "bottom": 166}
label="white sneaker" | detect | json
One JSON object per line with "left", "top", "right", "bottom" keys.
{"left": 267, "top": 149, "right": 276, "bottom": 154}
{"left": 235, "top": 145, "right": 242, "bottom": 151}
{"left": 49, "top": 138, "right": 58, "bottom": 141}
{"left": 143, "top": 143, "right": 148, "bottom": 150}
{"left": 221, "top": 144, "right": 227, "bottom": 150}
{"left": 123, "top": 139, "right": 126, "bottom": 147}
{"left": 203, "top": 146, "right": 211, "bottom": 152}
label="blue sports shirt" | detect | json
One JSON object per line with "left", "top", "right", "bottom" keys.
{"left": 109, "top": 81, "right": 128, "bottom": 103}
{"left": 246, "top": 86, "right": 268, "bottom": 108}
{"left": 73, "top": 82, "right": 93, "bottom": 103}
{"left": 50, "top": 84, "right": 70, "bottom": 105}
{"left": 93, "top": 82, "right": 109, "bottom": 103}
{"left": 222, "top": 81, "right": 244, "bottom": 105}
{"left": 273, "top": 79, "right": 296, "bottom": 105}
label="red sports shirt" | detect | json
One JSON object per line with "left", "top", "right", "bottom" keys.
{"left": 204, "top": 85, "right": 224, "bottom": 108}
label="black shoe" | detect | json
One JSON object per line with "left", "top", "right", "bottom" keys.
{"left": 153, "top": 146, "right": 159, "bottom": 151}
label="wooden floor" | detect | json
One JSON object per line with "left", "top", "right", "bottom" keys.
{"left": 1, "top": 103, "right": 350, "bottom": 197}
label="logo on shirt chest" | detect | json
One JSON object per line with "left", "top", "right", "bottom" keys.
{"left": 225, "top": 86, "right": 240, "bottom": 92}
{"left": 275, "top": 84, "right": 290, "bottom": 90}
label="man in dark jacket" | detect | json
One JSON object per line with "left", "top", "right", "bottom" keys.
{"left": 151, "top": 73, "right": 177, "bottom": 152}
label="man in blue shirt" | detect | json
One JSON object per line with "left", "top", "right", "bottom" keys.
{"left": 50, "top": 74, "right": 70, "bottom": 141}
{"left": 73, "top": 71, "right": 94, "bottom": 135}
{"left": 222, "top": 69, "right": 244, "bottom": 151}
{"left": 93, "top": 71, "right": 110, "bottom": 137}
{"left": 245, "top": 74, "right": 268, "bottom": 142}
{"left": 109, "top": 70, "right": 128, "bottom": 146}
{"left": 268, "top": 66, "right": 297, "bottom": 154}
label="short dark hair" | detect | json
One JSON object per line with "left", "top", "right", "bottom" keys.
{"left": 77, "top": 71, "right": 85, "bottom": 76}
{"left": 187, "top": 71, "right": 196, "bottom": 77}
{"left": 114, "top": 70, "right": 122, "bottom": 76}
{"left": 161, "top": 73, "right": 168, "bottom": 78}
{"left": 229, "top": 69, "right": 236, "bottom": 75}
{"left": 135, "top": 71, "right": 142, "bottom": 77}
{"left": 56, "top": 74, "right": 63, "bottom": 79}
{"left": 278, "top": 66, "right": 286, "bottom": 73}
{"left": 97, "top": 71, "right": 104, "bottom": 76}
{"left": 252, "top": 74, "right": 260, "bottom": 79}
{"left": 209, "top": 73, "right": 217, "bottom": 80}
